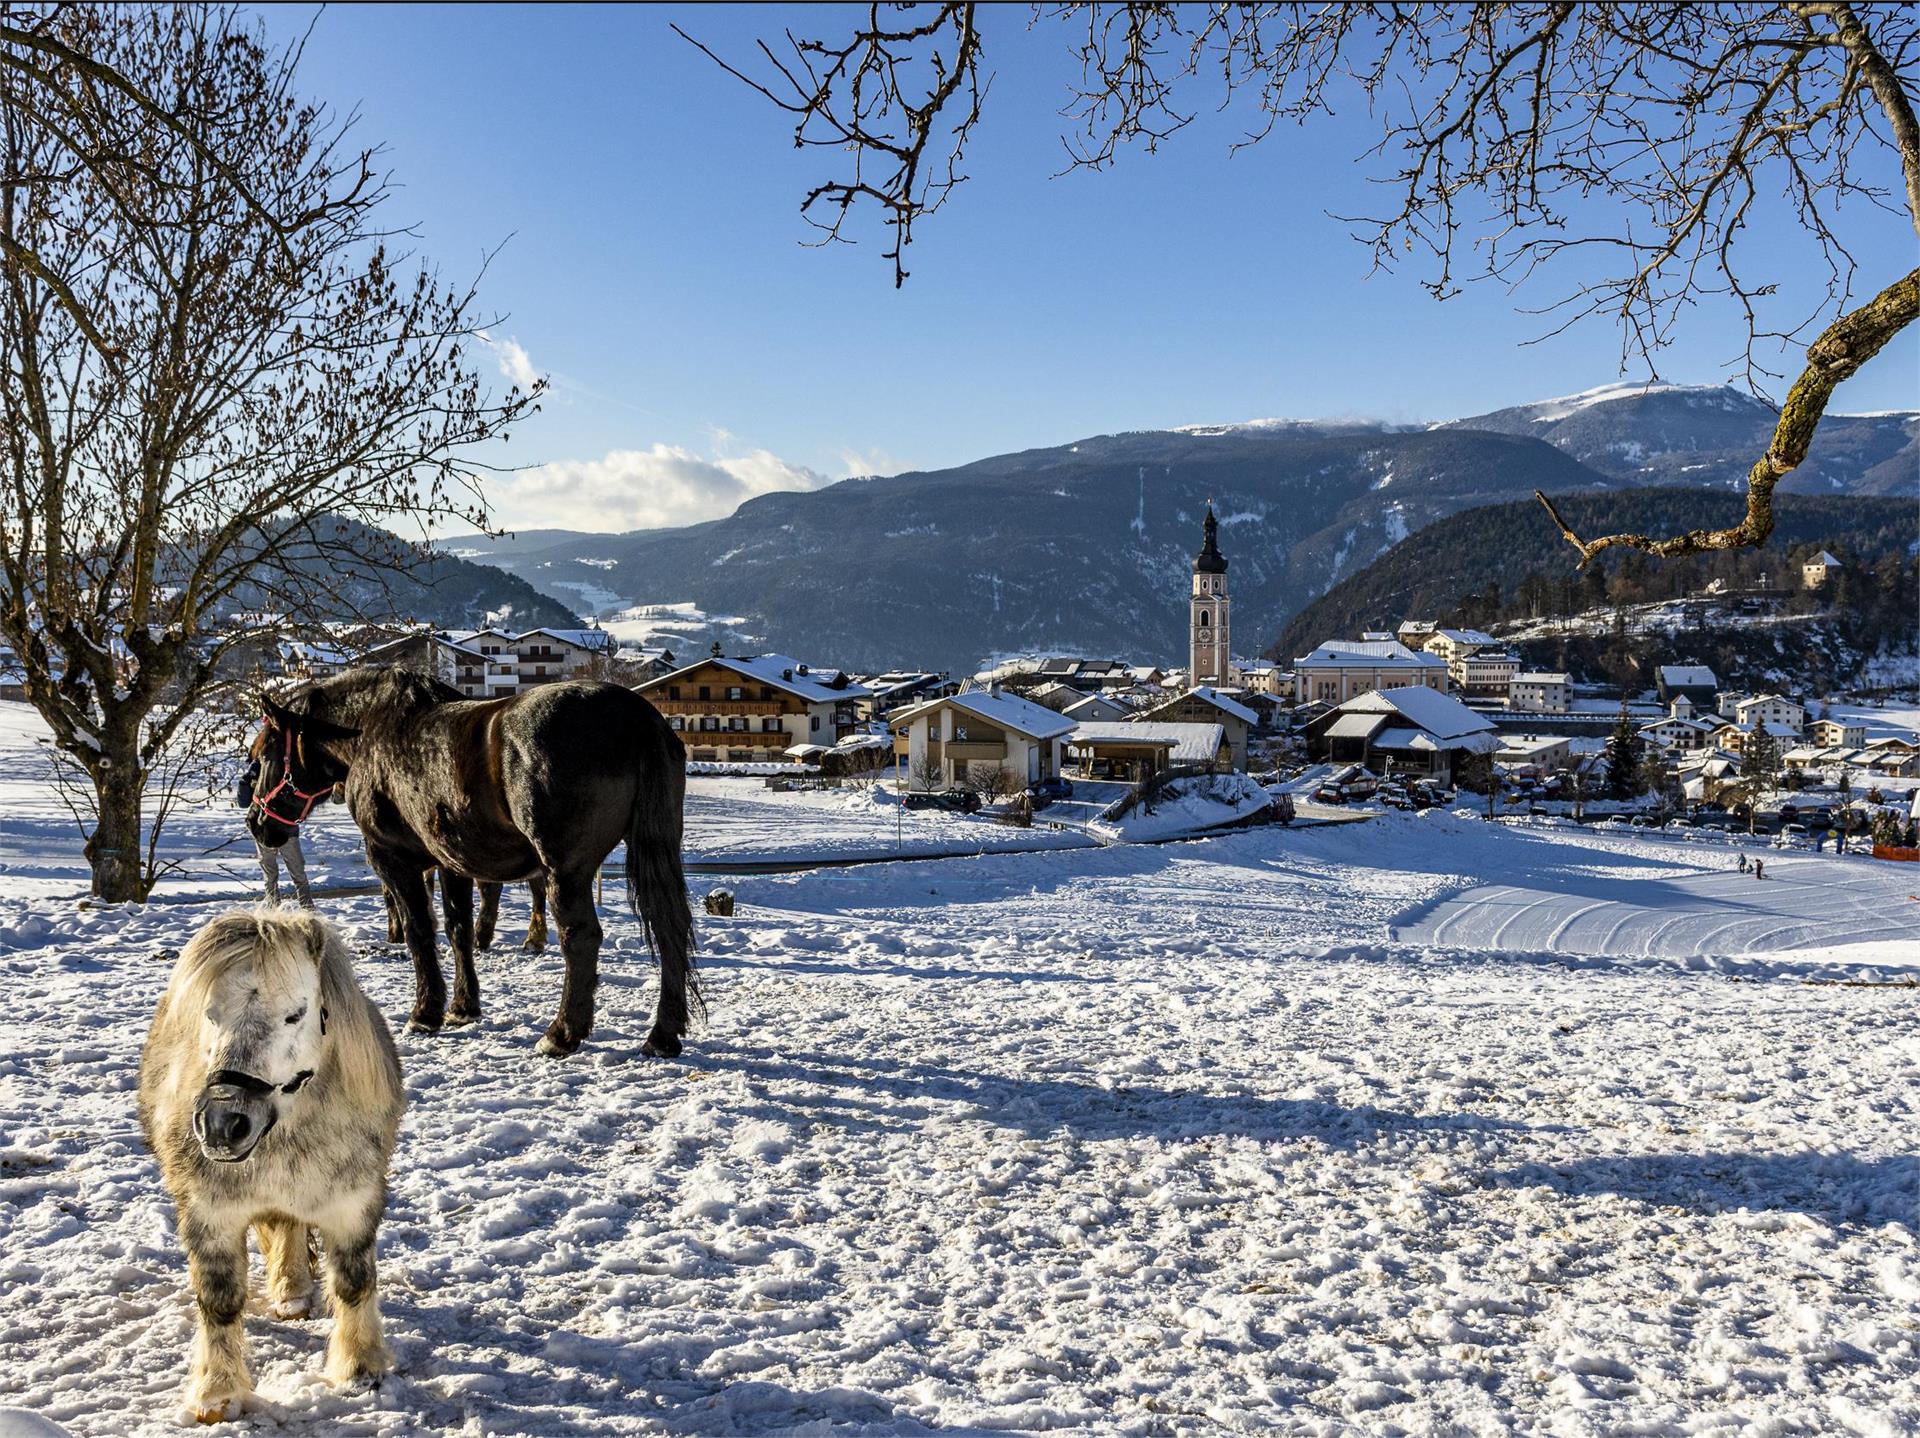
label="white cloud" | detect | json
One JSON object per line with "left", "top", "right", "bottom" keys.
{"left": 487, "top": 443, "right": 829, "bottom": 533}
{"left": 477, "top": 330, "right": 541, "bottom": 390}
{"left": 838, "top": 446, "right": 907, "bottom": 479}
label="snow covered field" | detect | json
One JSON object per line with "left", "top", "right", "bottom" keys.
{"left": 3, "top": 797, "right": 1918, "bottom": 1436}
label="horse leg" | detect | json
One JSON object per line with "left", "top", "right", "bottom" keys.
{"left": 257, "top": 1215, "right": 316, "bottom": 1318}
{"left": 318, "top": 1213, "right": 392, "bottom": 1385}
{"left": 382, "top": 886, "right": 403, "bottom": 945}
{"left": 441, "top": 870, "right": 481, "bottom": 1026}
{"left": 475, "top": 881, "right": 502, "bottom": 951}
{"left": 535, "top": 871, "right": 600, "bottom": 1058}
{"left": 522, "top": 874, "right": 549, "bottom": 953}
{"left": 378, "top": 862, "right": 445, "bottom": 1033}
{"left": 182, "top": 1211, "right": 252, "bottom": 1422}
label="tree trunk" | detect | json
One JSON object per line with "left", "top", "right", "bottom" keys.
{"left": 85, "top": 740, "right": 148, "bottom": 903}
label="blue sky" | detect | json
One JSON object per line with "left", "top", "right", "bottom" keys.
{"left": 268, "top": 5, "right": 1920, "bottom": 532}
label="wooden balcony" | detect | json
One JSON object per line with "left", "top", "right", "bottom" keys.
{"left": 944, "top": 739, "right": 1007, "bottom": 761}
{"left": 655, "top": 698, "right": 786, "bottom": 716}
{"left": 682, "top": 729, "right": 791, "bottom": 748}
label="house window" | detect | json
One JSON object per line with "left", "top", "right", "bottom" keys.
{"left": 700, "top": 717, "right": 719, "bottom": 731}
{"left": 668, "top": 716, "right": 683, "bottom": 730}
{"left": 698, "top": 685, "right": 710, "bottom": 700}
{"left": 692, "top": 749, "right": 716, "bottom": 762}
{"left": 810, "top": 715, "right": 819, "bottom": 732}
{"left": 762, "top": 718, "right": 781, "bottom": 732}
{"left": 729, "top": 749, "right": 752, "bottom": 763}
{"left": 729, "top": 717, "right": 747, "bottom": 731}
{"left": 727, "top": 686, "right": 743, "bottom": 700}
{"left": 667, "top": 685, "right": 680, "bottom": 700}
{"left": 759, "top": 687, "right": 773, "bottom": 700}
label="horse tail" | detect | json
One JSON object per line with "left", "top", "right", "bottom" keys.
{"left": 627, "top": 740, "right": 700, "bottom": 1018}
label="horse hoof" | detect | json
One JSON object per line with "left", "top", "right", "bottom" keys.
{"left": 521, "top": 939, "right": 546, "bottom": 954}
{"left": 535, "top": 1029, "right": 580, "bottom": 1058}
{"left": 406, "top": 1012, "right": 444, "bottom": 1035}
{"left": 445, "top": 1008, "right": 482, "bottom": 1028}
{"left": 641, "top": 1033, "right": 683, "bottom": 1059}
{"left": 270, "top": 1292, "right": 313, "bottom": 1320}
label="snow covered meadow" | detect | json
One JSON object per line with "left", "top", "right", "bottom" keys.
{"left": 1, "top": 705, "right": 1917, "bottom": 1435}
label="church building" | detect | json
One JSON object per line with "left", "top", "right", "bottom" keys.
{"left": 1189, "top": 503, "right": 1230, "bottom": 686}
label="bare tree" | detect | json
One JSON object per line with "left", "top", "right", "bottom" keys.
{"left": 0, "top": 7, "right": 537, "bottom": 900}
{"left": 688, "top": 3, "right": 1920, "bottom": 562}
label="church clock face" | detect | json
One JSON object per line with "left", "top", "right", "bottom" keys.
{"left": 1197, "top": 629, "right": 1211, "bottom": 642}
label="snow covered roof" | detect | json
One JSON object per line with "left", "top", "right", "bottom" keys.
{"left": 1512, "top": 672, "right": 1569, "bottom": 685}
{"left": 1807, "top": 550, "right": 1843, "bottom": 566}
{"left": 1433, "top": 628, "right": 1497, "bottom": 647}
{"left": 897, "top": 689, "right": 1076, "bottom": 741}
{"left": 519, "top": 627, "right": 613, "bottom": 651}
{"left": 654, "top": 653, "right": 872, "bottom": 705}
{"left": 1068, "top": 721, "right": 1224, "bottom": 765}
{"left": 1294, "top": 640, "right": 1444, "bottom": 669}
{"left": 1373, "top": 726, "right": 1502, "bottom": 755}
{"left": 1169, "top": 686, "right": 1259, "bottom": 726}
{"left": 1062, "top": 694, "right": 1128, "bottom": 718}
{"left": 1333, "top": 685, "right": 1497, "bottom": 741}
{"left": 1657, "top": 665, "right": 1717, "bottom": 687}
{"left": 1325, "top": 712, "right": 1386, "bottom": 741}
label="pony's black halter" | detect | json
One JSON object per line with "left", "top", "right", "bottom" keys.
{"left": 251, "top": 727, "right": 333, "bottom": 828}
{"left": 209, "top": 1065, "right": 316, "bottom": 1096}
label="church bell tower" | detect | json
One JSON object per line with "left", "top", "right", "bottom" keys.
{"left": 1189, "top": 503, "right": 1229, "bottom": 685}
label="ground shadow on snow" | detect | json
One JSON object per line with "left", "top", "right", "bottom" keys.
{"left": 1485, "top": 1150, "right": 1917, "bottom": 1228}
{"left": 708, "top": 1043, "right": 1532, "bottom": 1148}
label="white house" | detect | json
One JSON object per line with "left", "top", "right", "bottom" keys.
{"left": 1805, "top": 717, "right": 1868, "bottom": 750}
{"left": 1421, "top": 628, "right": 1499, "bottom": 661}
{"left": 1508, "top": 672, "right": 1571, "bottom": 713}
{"left": 1802, "top": 550, "right": 1842, "bottom": 589}
{"left": 1638, "top": 714, "right": 1720, "bottom": 753}
{"left": 1732, "top": 694, "right": 1806, "bottom": 735}
{"left": 892, "top": 688, "right": 1074, "bottom": 792}
{"left": 1451, "top": 649, "right": 1520, "bottom": 700}
{"left": 1291, "top": 639, "right": 1450, "bottom": 706}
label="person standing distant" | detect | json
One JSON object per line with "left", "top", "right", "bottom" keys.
{"left": 236, "top": 755, "right": 314, "bottom": 909}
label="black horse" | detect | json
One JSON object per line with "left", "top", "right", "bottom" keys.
{"left": 246, "top": 667, "right": 695, "bottom": 1057}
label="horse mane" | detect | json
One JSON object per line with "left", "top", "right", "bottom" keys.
{"left": 159, "top": 908, "right": 401, "bottom": 1111}
{"left": 292, "top": 665, "right": 463, "bottom": 745}
{"left": 171, "top": 908, "right": 333, "bottom": 1023}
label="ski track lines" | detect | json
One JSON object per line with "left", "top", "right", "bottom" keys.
{"left": 1394, "top": 839, "right": 1920, "bottom": 963}
{"left": 2, "top": 825, "right": 1919, "bottom": 1435}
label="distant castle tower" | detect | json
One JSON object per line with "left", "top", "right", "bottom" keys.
{"left": 1189, "top": 503, "right": 1229, "bottom": 685}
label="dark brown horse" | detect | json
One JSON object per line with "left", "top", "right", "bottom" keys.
{"left": 247, "top": 667, "right": 695, "bottom": 1057}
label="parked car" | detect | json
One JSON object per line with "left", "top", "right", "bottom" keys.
{"left": 1312, "top": 786, "right": 1347, "bottom": 805}
{"left": 1029, "top": 776, "right": 1073, "bottom": 802}
{"left": 903, "top": 790, "right": 982, "bottom": 814}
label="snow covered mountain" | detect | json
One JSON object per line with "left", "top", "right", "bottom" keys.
{"left": 453, "top": 426, "right": 1608, "bottom": 673}
{"left": 1442, "top": 382, "right": 1920, "bottom": 496}
{"left": 451, "top": 386, "right": 1917, "bottom": 673}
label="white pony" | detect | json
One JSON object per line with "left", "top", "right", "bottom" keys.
{"left": 138, "top": 908, "right": 404, "bottom": 1423}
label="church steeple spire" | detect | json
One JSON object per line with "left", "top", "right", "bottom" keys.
{"left": 1194, "top": 501, "right": 1227, "bottom": 575}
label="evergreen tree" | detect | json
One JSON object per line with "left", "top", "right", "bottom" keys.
{"left": 1606, "top": 702, "right": 1644, "bottom": 801}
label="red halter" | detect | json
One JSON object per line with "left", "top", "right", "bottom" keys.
{"left": 251, "top": 728, "right": 332, "bottom": 828}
